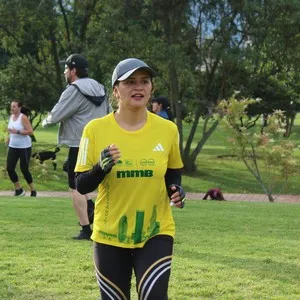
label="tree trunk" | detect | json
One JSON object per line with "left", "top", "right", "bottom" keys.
{"left": 284, "top": 113, "right": 296, "bottom": 137}
{"left": 267, "top": 193, "right": 275, "bottom": 202}
{"left": 184, "top": 156, "right": 197, "bottom": 173}
{"left": 242, "top": 156, "right": 275, "bottom": 202}
{"left": 183, "top": 117, "right": 219, "bottom": 174}
{"left": 168, "top": 63, "right": 183, "bottom": 155}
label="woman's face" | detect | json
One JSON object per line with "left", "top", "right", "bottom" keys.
{"left": 114, "top": 69, "right": 153, "bottom": 110}
{"left": 10, "top": 101, "right": 21, "bottom": 115}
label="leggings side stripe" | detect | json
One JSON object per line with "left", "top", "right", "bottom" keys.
{"left": 139, "top": 260, "right": 171, "bottom": 300}
{"left": 137, "top": 255, "right": 172, "bottom": 293}
{"left": 94, "top": 261, "right": 128, "bottom": 300}
{"left": 96, "top": 272, "right": 121, "bottom": 300}
{"left": 143, "top": 265, "right": 171, "bottom": 300}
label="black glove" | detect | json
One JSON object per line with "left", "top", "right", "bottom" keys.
{"left": 169, "top": 184, "right": 186, "bottom": 208}
{"left": 99, "top": 146, "right": 115, "bottom": 174}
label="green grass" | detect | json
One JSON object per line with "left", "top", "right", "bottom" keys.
{"left": 1, "top": 116, "right": 300, "bottom": 194}
{"left": 0, "top": 198, "right": 299, "bottom": 299}
{"left": 182, "top": 118, "right": 300, "bottom": 194}
{"left": 0, "top": 125, "right": 70, "bottom": 191}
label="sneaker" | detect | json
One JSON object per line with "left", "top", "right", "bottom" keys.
{"left": 30, "top": 191, "right": 37, "bottom": 197}
{"left": 73, "top": 230, "right": 92, "bottom": 240}
{"left": 14, "top": 188, "right": 25, "bottom": 196}
{"left": 87, "top": 200, "right": 95, "bottom": 224}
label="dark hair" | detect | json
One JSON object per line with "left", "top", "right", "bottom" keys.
{"left": 74, "top": 68, "right": 88, "bottom": 78}
{"left": 12, "top": 100, "right": 30, "bottom": 117}
{"left": 152, "top": 96, "right": 174, "bottom": 121}
{"left": 65, "top": 53, "right": 89, "bottom": 78}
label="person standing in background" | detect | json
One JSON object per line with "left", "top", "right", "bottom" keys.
{"left": 6, "top": 100, "right": 36, "bottom": 197}
{"left": 151, "top": 96, "right": 174, "bottom": 121}
{"left": 42, "top": 53, "right": 111, "bottom": 240}
{"left": 75, "top": 58, "right": 186, "bottom": 299}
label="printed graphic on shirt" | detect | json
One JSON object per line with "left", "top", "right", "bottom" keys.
{"left": 116, "top": 169, "right": 153, "bottom": 178}
{"left": 153, "top": 143, "right": 164, "bottom": 152}
{"left": 77, "top": 137, "right": 89, "bottom": 165}
{"left": 99, "top": 205, "right": 159, "bottom": 244}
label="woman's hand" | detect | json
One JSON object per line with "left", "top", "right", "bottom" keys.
{"left": 8, "top": 128, "right": 18, "bottom": 134}
{"left": 169, "top": 184, "right": 186, "bottom": 208}
{"left": 99, "top": 144, "right": 121, "bottom": 174}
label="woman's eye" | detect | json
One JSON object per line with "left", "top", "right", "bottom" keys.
{"left": 125, "top": 80, "right": 135, "bottom": 85}
{"left": 124, "top": 79, "right": 150, "bottom": 85}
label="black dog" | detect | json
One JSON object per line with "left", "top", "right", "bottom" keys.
{"left": 32, "top": 147, "right": 60, "bottom": 170}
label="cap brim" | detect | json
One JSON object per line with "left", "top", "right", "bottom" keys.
{"left": 59, "top": 59, "right": 88, "bottom": 70}
{"left": 118, "top": 67, "right": 156, "bottom": 82}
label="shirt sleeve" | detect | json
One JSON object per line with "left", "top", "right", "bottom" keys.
{"left": 42, "top": 86, "right": 80, "bottom": 127}
{"left": 75, "top": 122, "right": 98, "bottom": 172}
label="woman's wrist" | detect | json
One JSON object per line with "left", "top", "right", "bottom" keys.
{"left": 16, "top": 130, "right": 21, "bottom": 134}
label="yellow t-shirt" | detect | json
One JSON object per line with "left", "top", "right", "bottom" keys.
{"left": 75, "top": 111, "right": 183, "bottom": 248}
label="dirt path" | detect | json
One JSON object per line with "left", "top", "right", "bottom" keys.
{"left": 0, "top": 191, "right": 299, "bottom": 203}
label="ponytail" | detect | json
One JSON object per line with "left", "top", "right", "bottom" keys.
{"left": 20, "top": 106, "right": 30, "bottom": 117}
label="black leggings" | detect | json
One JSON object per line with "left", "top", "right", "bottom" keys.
{"left": 6, "top": 147, "right": 33, "bottom": 184}
{"left": 94, "top": 235, "right": 173, "bottom": 300}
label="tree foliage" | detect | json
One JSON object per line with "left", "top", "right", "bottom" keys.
{"left": 216, "top": 93, "right": 299, "bottom": 202}
{"left": 0, "top": 0, "right": 300, "bottom": 172}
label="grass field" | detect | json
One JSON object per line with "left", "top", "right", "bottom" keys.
{"left": 1, "top": 115, "right": 299, "bottom": 299}
{"left": 0, "top": 198, "right": 299, "bottom": 299}
{"left": 0, "top": 116, "right": 300, "bottom": 194}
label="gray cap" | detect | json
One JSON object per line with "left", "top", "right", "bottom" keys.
{"left": 112, "top": 58, "right": 156, "bottom": 87}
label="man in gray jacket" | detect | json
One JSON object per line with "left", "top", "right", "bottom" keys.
{"left": 42, "top": 53, "right": 111, "bottom": 240}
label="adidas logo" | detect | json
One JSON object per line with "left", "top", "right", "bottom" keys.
{"left": 153, "top": 143, "right": 164, "bottom": 152}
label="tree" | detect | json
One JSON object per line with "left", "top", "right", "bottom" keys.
{"left": 216, "top": 93, "right": 298, "bottom": 202}
{"left": 236, "top": 0, "right": 300, "bottom": 135}
{"left": 0, "top": 0, "right": 105, "bottom": 129}
{"left": 180, "top": 0, "right": 300, "bottom": 172}
{"left": 1, "top": 0, "right": 300, "bottom": 170}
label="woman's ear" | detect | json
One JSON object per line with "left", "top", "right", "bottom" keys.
{"left": 113, "top": 87, "right": 119, "bottom": 100}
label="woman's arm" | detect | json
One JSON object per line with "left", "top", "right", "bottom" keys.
{"left": 76, "top": 164, "right": 106, "bottom": 194}
{"left": 164, "top": 168, "right": 182, "bottom": 194}
{"left": 20, "top": 115, "right": 33, "bottom": 135}
{"left": 165, "top": 168, "right": 186, "bottom": 208}
{"left": 76, "top": 144, "right": 121, "bottom": 194}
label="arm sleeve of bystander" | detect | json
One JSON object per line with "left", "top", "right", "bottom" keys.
{"left": 42, "top": 86, "right": 80, "bottom": 127}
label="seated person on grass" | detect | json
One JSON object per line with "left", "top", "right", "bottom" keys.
{"left": 203, "top": 188, "right": 225, "bottom": 201}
